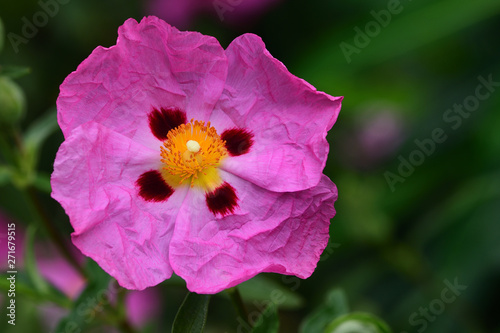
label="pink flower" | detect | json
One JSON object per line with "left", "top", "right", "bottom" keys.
{"left": 0, "top": 213, "right": 85, "bottom": 299}
{"left": 36, "top": 244, "right": 86, "bottom": 299}
{"left": 337, "top": 107, "right": 406, "bottom": 170}
{"left": 37, "top": 252, "right": 161, "bottom": 330}
{"left": 146, "top": 0, "right": 281, "bottom": 29}
{"left": 51, "top": 16, "right": 342, "bottom": 294}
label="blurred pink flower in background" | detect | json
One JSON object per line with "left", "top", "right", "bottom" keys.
{"left": 146, "top": 0, "right": 281, "bottom": 29}
{"left": 337, "top": 106, "right": 406, "bottom": 170}
{"left": 358, "top": 109, "right": 405, "bottom": 160}
{"left": 126, "top": 288, "right": 162, "bottom": 328}
{"left": 0, "top": 214, "right": 160, "bottom": 330}
{"left": 36, "top": 242, "right": 87, "bottom": 299}
{"left": 0, "top": 212, "right": 84, "bottom": 298}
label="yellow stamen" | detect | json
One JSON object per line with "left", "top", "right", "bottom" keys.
{"left": 160, "top": 119, "right": 227, "bottom": 191}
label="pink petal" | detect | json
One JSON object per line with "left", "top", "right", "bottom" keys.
{"left": 51, "top": 121, "right": 186, "bottom": 290}
{"left": 57, "top": 16, "right": 227, "bottom": 148}
{"left": 214, "top": 34, "right": 342, "bottom": 192}
{"left": 169, "top": 173, "right": 337, "bottom": 294}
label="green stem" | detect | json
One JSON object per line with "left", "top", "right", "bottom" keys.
{"left": 0, "top": 277, "right": 72, "bottom": 308}
{"left": 227, "top": 286, "right": 250, "bottom": 328}
{"left": 0, "top": 126, "right": 19, "bottom": 166}
{"left": 91, "top": 285, "right": 136, "bottom": 333}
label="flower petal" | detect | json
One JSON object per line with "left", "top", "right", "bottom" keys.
{"left": 148, "top": 107, "right": 187, "bottom": 141}
{"left": 168, "top": 172, "right": 337, "bottom": 294}
{"left": 57, "top": 16, "right": 227, "bottom": 147}
{"left": 51, "top": 121, "right": 187, "bottom": 290}
{"left": 215, "top": 34, "right": 342, "bottom": 192}
{"left": 137, "top": 170, "right": 175, "bottom": 202}
{"left": 205, "top": 181, "right": 239, "bottom": 216}
{"left": 220, "top": 128, "right": 254, "bottom": 156}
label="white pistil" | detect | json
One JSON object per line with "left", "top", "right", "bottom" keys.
{"left": 186, "top": 140, "right": 201, "bottom": 153}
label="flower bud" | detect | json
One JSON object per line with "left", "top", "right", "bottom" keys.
{"left": 324, "top": 312, "right": 391, "bottom": 333}
{"left": 0, "top": 76, "right": 26, "bottom": 125}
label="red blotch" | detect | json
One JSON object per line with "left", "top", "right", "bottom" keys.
{"left": 221, "top": 128, "right": 254, "bottom": 156}
{"left": 206, "top": 182, "right": 238, "bottom": 216}
{"left": 148, "top": 107, "right": 187, "bottom": 141}
{"left": 136, "top": 170, "right": 174, "bottom": 202}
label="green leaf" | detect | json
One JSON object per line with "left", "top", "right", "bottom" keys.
{"left": 251, "top": 303, "right": 279, "bottom": 333}
{"left": 0, "top": 165, "right": 12, "bottom": 185}
{"left": 0, "top": 273, "right": 71, "bottom": 308}
{"left": 172, "top": 292, "right": 211, "bottom": 333}
{"left": 237, "top": 275, "right": 304, "bottom": 310}
{"left": 22, "top": 108, "right": 58, "bottom": 178}
{"left": 24, "top": 107, "right": 58, "bottom": 154}
{"left": 32, "top": 172, "right": 51, "bottom": 193}
{"left": 324, "top": 313, "right": 392, "bottom": 333}
{"left": 296, "top": 0, "right": 500, "bottom": 89}
{"left": 300, "top": 289, "right": 349, "bottom": 333}
{"left": 0, "top": 65, "right": 31, "bottom": 78}
{"left": 54, "top": 259, "right": 112, "bottom": 333}
{"left": 24, "top": 225, "right": 50, "bottom": 295}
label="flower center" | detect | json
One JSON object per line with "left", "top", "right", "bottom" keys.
{"left": 160, "top": 119, "right": 227, "bottom": 191}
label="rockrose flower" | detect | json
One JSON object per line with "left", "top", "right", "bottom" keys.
{"left": 51, "top": 16, "right": 342, "bottom": 294}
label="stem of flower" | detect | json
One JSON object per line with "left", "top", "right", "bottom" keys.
{"left": 0, "top": 131, "right": 17, "bottom": 166}
{"left": 227, "top": 286, "right": 250, "bottom": 328}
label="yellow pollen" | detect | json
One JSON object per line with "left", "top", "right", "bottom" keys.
{"left": 160, "top": 119, "right": 227, "bottom": 191}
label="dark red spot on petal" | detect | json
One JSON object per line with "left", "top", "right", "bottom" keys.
{"left": 221, "top": 128, "right": 254, "bottom": 156}
{"left": 206, "top": 182, "right": 238, "bottom": 216}
{"left": 136, "top": 170, "right": 174, "bottom": 202}
{"left": 148, "top": 107, "right": 187, "bottom": 141}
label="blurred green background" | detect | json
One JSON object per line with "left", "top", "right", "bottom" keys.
{"left": 0, "top": 0, "right": 499, "bottom": 332}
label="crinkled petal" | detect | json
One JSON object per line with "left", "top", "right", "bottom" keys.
{"left": 51, "top": 121, "right": 187, "bottom": 290}
{"left": 169, "top": 173, "right": 337, "bottom": 294}
{"left": 215, "top": 34, "right": 342, "bottom": 192}
{"left": 57, "top": 16, "right": 227, "bottom": 148}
